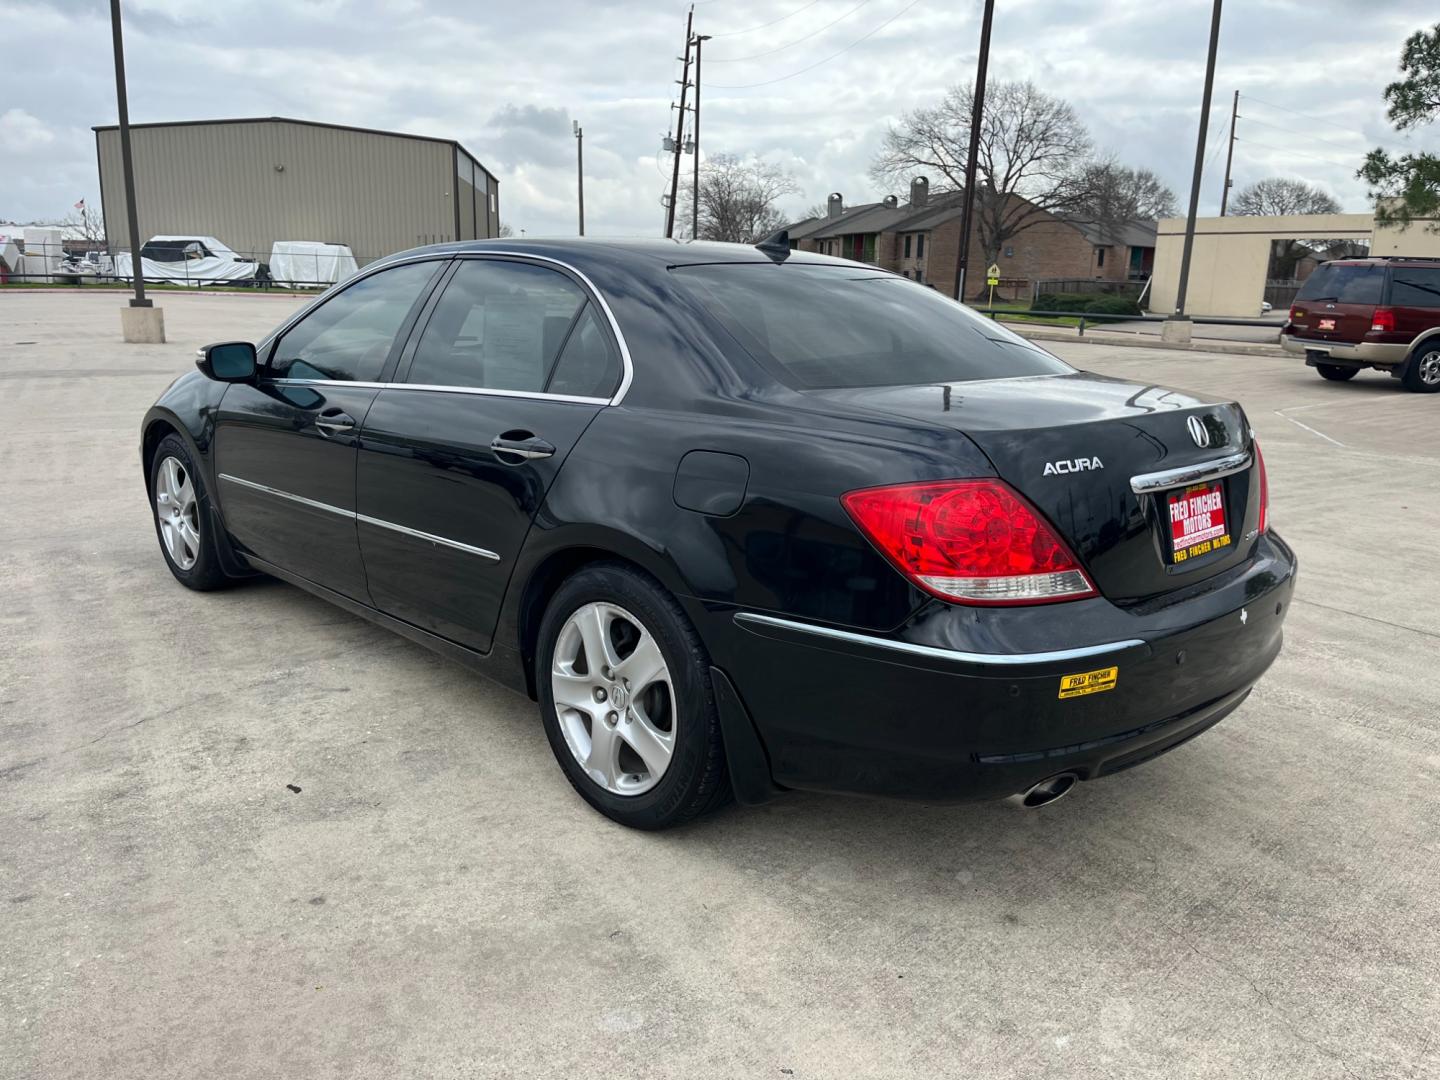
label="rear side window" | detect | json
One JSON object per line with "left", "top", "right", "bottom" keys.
{"left": 675, "top": 264, "right": 1071, "bottom": 389}
{"left": 1389, "top": 266, "right": 1440, "bottom": 309}
{"left": 1296, "top": 264, "right": 1385, "bottom": 305}
{"left": 271, "top": 259, "right": 439, "bottom": 382}
{"left": 547, "top": 304, "right": 623, "bottom": 398}
{"left": 406, "top": 259, "right": 588, "bottom": 392}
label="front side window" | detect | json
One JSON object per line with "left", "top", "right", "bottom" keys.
{"left": 1389, "top": 266, "right": 1440, "bottom": 309}
{"left": 677, "top": 264, "right": 1072, "bottom": 389}
{"left": 270, "top": 260, "right": 440, "bottom": 382}
{"left": 405, "top": 259, "right": 596, "bottom": 392}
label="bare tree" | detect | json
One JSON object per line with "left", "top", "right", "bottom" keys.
{"left": 62, "top": 204, "right": 105, "bottom": 250}
{"left": 680, "top": 154, "right": 801, "bottom": 243}
{"left": 1230, "top": 177, "right": 1341, "bottom": 217}
{"left": 870, "top": 80, "right": 1094, "bottom": 270}
{"left": 1230, "top": 177, "right": 1344, "bottom": 279}
{"left": 1071, "top": 161, "right": 1177, "bottom": 233}
{"left": 497, "top": 222, "right": 515, "bottom": 238}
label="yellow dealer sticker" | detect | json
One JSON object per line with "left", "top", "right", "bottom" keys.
{"left": 1058, "top": 666, "right": 1118, "bottom": 699}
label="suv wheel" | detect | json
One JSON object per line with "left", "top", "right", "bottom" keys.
{"left": 1401, "top": 343, "right": 1440, "bottom": 394}
{"left": 1315, "top": 363, "right": 1358, "bottom": 382}
{"left": 536, "top": 563, "right": 731, "bottom": 829}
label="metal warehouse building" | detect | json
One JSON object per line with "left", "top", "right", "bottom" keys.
{"left": 94, "top": 116, "right": 499, "bottom": 266}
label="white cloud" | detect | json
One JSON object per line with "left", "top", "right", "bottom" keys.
{"left": 0, "top": 0, "right": 1430, "bottom": 233}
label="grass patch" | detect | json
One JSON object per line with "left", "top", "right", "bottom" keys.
{"left": 967, "top": 300, "right": 1084, "bottom": 328}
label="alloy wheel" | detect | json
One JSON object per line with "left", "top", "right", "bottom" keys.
{"left": 551, "top": 602, "right": 676, "bottom": 796}
{"left": 1420, "top": 350, "right": 1440, "bottom": 386}
{"left": 155, "top": 455, "right": 200, "bottom": 570}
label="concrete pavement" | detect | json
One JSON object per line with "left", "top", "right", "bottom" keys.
{"left": 2, "top": 291, "right": 1437, "bottom": 1079}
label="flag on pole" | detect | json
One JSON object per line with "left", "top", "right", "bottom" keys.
{"left": 74, "top": 198, "right": 86, "bottom": 211}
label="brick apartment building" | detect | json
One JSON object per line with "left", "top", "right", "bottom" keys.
{"left": 787, "top": 178, "right": 1156, "bottom": 300}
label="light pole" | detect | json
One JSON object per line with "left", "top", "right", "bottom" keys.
{"left": 692, "top": 34, "right": 710, "bottom": 241}
{"left": 1169, "top": 0, "right": 1223, "bottom": 338}
{"left": 573, "top": 120, "right": 585, "bottom": 236}
{"left": 952, "top": 0, "right": 994, "bottom": 302}
{"left": 110, "top": 0, "right": 163, "bottom": 341}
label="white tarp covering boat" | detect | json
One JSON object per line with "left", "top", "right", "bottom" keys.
{"left": 114, "top": 236, "right": 258, "bottom": 285}
{"left": 268, "top": 241, "right": 358, "bottom": 288}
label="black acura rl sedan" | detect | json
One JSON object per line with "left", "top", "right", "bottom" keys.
{"left": 141, "top": 238, "right": 1296, "bottom": 829}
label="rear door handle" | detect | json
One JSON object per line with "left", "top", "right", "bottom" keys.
{"left": 490, "top": 433, "right": 556, "bottom": 462}
{"left": 314, "top": 408, "right": 355, "bottom": 437}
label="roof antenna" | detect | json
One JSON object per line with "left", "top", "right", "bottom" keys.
{"left": 754, "top": 228, "right": 790, "bottom": 264}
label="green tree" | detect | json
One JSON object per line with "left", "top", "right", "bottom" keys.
{"left": 1359, "top": 23, "right": 1440, "bottom": 231}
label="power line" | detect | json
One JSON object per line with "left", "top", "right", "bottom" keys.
{"left": 709, "top": 0, "right": 824, "bottom": 37}
{"left": 1241, "top": 94, "right": 1374, "bottom": 141}
{"left": 709, "top": 0, "right": 923, "bottom": 88}
{"left": 1233, "top": 137, "right": 1359, "bottom": 170}
{"left": 1239, "top": 114, "right": 1363, "bottom": 156}
{"left": 707, "top": 0, "right": 871, "bottom": 62}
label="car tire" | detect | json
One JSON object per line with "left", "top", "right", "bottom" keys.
{"left": 536, "top": 562, "right": 730, "bottom": 829}
{"left": 149, "top": 434, "right": 230, "bottom": 591}
{"left": 1315, "top": 363, "right": 1358, "bottom": 382}
{"left": 1400, "top": 343, "right": 1440, "bottom": 394}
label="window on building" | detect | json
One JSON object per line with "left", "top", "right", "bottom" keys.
{"left": 903, "top": 235, "right": 912, "bottom": 259}
{"left": 902, "top": 270, "right": 911, "bottom": 279}
{"left": 1096, "top": 246, "right": 1106, "bottom": 267}
{"left": 1004, "top": 245, "right": 1014, "bottom": 258}
{"left": 916, "top": 234, "right": 925, "bottom": 259}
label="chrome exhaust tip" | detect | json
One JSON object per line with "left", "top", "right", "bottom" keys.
{"left": 1006, "top": 772, "right": 1079, "bottom": 809}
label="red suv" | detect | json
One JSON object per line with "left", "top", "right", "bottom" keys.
{"left": 1281, "top": 257, "right": 1440, "bottom": 393}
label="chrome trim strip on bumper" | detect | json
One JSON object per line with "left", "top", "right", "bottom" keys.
{"left": 217, "top": 474, "right": 500, "bottom": 562}
{"left": 1130, "top": 451, "right": 1252, "bottom": 494}
{"left": 733, "top": 612, "right": 1144, "bottom": 667}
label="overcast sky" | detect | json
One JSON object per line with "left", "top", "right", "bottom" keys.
{"left": 1, "top": 0, "right": 1432, "bottom": 236}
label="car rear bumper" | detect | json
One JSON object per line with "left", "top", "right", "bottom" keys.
{"left": 694, "top": 532, "right": 1297, "bottom": 802}
{"left": 1281, "top": 334, "right": 1409, "bottom": 365}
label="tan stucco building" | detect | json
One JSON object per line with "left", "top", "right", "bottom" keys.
{"left": 1150, "top": 210, "right": 1440, "bottom": 317}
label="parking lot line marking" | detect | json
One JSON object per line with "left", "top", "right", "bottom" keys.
{"left": 1274, "top": 410, "right": 1345, "bottom": 447}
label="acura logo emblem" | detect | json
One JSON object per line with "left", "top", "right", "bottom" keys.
{"left": 1187, "top": 415, "right": 1212, "bottom": 448}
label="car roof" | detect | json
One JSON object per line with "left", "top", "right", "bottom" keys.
{"left": 380, "top": 236, "right": 874, "bottom": 271}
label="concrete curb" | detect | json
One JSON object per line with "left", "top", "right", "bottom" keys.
{"left": 1009, "top": 324, "right": 1286, "bottom": 358}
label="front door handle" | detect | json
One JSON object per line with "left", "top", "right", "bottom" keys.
{"left": 314, "top": 408, "right": 355, "bottom": 437}
{"left": 491, "top": 432, "right": 556, "bottom": 463}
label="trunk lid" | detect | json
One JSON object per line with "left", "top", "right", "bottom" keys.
{"left": 813, "top": 372, "right": 1262, "bottom": 602}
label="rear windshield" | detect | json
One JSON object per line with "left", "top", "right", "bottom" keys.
{"left": 674, "top": 264, "right": 1073, "bottom": 389}
{"left": 1296, "top": 263, "right": 1385, "bottom": 305}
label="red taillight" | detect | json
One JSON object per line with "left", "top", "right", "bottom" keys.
{"left": 1289, "top": 305, "right": 1301, "bottom": 320}
{"left": 1254, "top": 440, "right": 1269, "bottom": 534}
{"left": 841, "top": 479, "right": 1097, "bottom": 605}
{"left": 1371, "top": 307, "right": 1395, "bottom": 332}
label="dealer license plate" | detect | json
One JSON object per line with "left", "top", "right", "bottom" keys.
{"left": 1168, "top": 481, "right": 1231, "bottom": 563}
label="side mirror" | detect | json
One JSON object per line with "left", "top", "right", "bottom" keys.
{"left": 196, "top": 341, "right": 257, "bottom": 382}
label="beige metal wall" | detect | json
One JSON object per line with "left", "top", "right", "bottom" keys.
{"left": 97, "top": 120, "right": 495, "bottom": 265}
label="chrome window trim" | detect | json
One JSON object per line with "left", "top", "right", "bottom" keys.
{"left": 218, "top": 474, "right": 500, "bottom": 562}
{"left": 268, "top": 378, "right": 610, "bottom": 407}
{"left": 1130, "top": 451, "right": 1252, "bottom": 494}
{"left": 733, "top": 612, "right": 1144, "bottom": 667}
{"left": 259, "top": 250, "right": 635, "bottom": 407}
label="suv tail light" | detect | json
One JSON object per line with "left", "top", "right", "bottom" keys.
{"left": 841, "top": 479, "right": 1097, "bottom": 605}
{"left": 1254, "top": 439, "right": 1269, "bottom": 534}
{"left": 1371, "top": 307, "right": 1396, "bottom": 332}
{"left": 1288, "top": 305, "right": 1302, "bottom": 320}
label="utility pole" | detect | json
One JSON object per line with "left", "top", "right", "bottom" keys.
{"left": 110, "top": 0, "right": 163, "bottom": 343}
{"left": 692, "top": 34, "right": 710, "bottom": 241}
{"left": 573, "top": 121, "right": 585, "bottom": 236}
{"left": 665, "top": 6, "right": 695, "bottom": 239}
{"left": 952, "top": 0, "right": 994, "bottom": 302}
{"left": 1170, "top": 0, "right": 1223, "bottom": 332}
{"left": 1219, "top": 89, "right": 1239, "bottom": 216}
